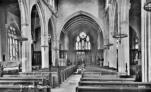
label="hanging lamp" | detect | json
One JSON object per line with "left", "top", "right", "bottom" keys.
{"left": 144, "top": 0, "right": 151, "bottom": 11}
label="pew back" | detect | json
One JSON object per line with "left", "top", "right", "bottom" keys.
{"left": 76, "top": 86, "right": 151, "bottom": 92}
{"left": 79, "top": 81, "right": 151, "bottom": 87}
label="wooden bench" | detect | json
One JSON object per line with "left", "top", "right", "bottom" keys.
{"left": 51, "top": 65, "right": 77, "bottom": 87}
{"left": 0, "top": 81, "right": 39, "bottom": 85}
{"left": 19, "top": 72, "right": 51, "bottom": 80}
{"left": 76, "top": 86, "right": 151, "bottom": 92}
{"left": 78, "top": 81, "right": 151, "bottom": 87}
{"left": 80, "top": 77, "right": 135, "bottom": 82}
{"left": 0, "top": 85, "right": 50, "bottom": 92}
{"left": 77, "top": 65, "right": 148, "bottom": 92}
{"left": 0, "top": 85, "right": 38, "bottom": 92}
{"left": 84, "top": 68, "right": 116, "bottom": 72}
{"left": 83, "top": 72, "right": 117, "bottom": 75}
{"left": 0, "top": 76, "right": 49, "bottom": 85}
{"left": 0, "top": 76, "right": 50, "bottom": 92}
{"left": 81, "top": 75, "right": 119, "bottom": 79}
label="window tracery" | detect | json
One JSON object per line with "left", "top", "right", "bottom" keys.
{"left": 8, "top": 26, "right": 20, "bottom": 61}
{"left": 75, "top": 32, "right": 91, "bottom": 51}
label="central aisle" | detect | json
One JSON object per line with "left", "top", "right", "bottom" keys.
{"left": 51, "top": 74, "right": 81, "bottom": 92}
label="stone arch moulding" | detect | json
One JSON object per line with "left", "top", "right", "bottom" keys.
{"left": 30, "top": 2, "right": 45, "bottom": 36}
{"left": 48, "top": 16, "right": 57, "bottom": 66}
{"left": 58, "top": 11, "right": 105, "bottom": 44}
{"left": 48, "top": 16, "right": 56, "bottom": 42}
{"left": 17, "top": 0, "right": 29, "bottom": 34}
{"left": 60, "top": 11, "right": 105, "bottom": 34}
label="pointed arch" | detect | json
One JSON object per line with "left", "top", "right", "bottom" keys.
{"left": 60, "top": 11, "right": 104, "bottom": 34}
{"left": 30, "top": 4, "right": 45, "bottom": 36}
{"left": 59, "top": 11, "right": 104, "bottom": 50}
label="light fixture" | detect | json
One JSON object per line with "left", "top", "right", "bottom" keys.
{"left": 144, "top": 0, "right": 151, "bottom": 11}
{"left": 104, "top": 43, "right": 113, "bottom": 49}
{"left": 112, "top": 32, "right": 128, "bottom": 44}
{"left": 113, "top": 33, "right": 128, "bottom": 39}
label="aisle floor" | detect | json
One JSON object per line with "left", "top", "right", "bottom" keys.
{"left": 51, "top": 74, "right": 81, "bottom": 92}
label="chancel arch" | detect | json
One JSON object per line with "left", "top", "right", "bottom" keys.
{"left": 59, "top": 12, "right": 104, "bottom": 66}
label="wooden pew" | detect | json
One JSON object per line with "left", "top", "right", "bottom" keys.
{"left": 81, "top": 75, "right": 118, "bottom": 79}
{"left": 19, "top": 72, "right": 51, "bottom": 84}
{"left": 84, "top": 67, "right": 117, "bottom": 73}
{"left": 78, "top": 81, "right": 151, "bottom": 87}
{"left": 83, "top": 72, "right": 117, "bottom": 74}
{"left": 0, "top": 85, "right": 50, "bottom": 92}
{"left": 76, "top": 86, "right": 151, "bottom": 92}
{"left": 0, "top": 77, "right": 50, "bottom": 92}
{"left": 0, "top": 81, "right": 38, "bottom": 85}
{"left": 80, "top": 77, "right": 135, "bottom": 82}
{"left": 0, "top": 85, "right": 38, "bottom": 92}
{"left": 82, "top": 69, "right": 118, "bottom": 79}
{"left": 77, "top": 65, "right": 149, "bottom": 92}
{"left": 0, "top": 76, "right": 50, "bottom": 86}
{"left": 83, "top": 71, "right": 117, "bottom": 75}
{"left": 82, "top": 75, "right": 102, "bottom": 78}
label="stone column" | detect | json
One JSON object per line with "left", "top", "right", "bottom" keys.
{"left": 51, "top": 38, "right": 56, "bottom": 66}
{"left": 141, "top": 0, "right": 151, "bottom": 82}
{"left": 19, "top": 0, "right": 32, "bottom": 72}
{"left": 55, "top": 35, "right": 60, "bottom": 66}
{"left": 97, "top": 33, "right": 101, "bottom": 50}
{"left": 104, "top": 49, "right": 109, "bottom": 66}
{"left": 64, "top": 34, "right": 69, "bottom": 50}
{"left": 22, "top": 23, "right": 32, "bottom": 72}
{"left": 0, "top": 28, "right": 2, "bottom": 61}
{"left": 117, "top": 0, "right": 130, "bottom": 75}
{"left": 103, "top": 16, "right": 109, "bottom": 67}
{"left": 41, "top": 45, "right": 49, "bottom": 68}
{"left": 103, "top": 4, "right": 110, "bottom": 67}
{"left": 108, "top": 1, "right": 117, "bottom": 69}
{"left": 147, "top": 12, "right": 151, "bottom": 82}
{"left": 41, "top": 20, "right": 49, "bottom": 69}
{"left": 64, "top": 34, "right": 69, "bottom": 66}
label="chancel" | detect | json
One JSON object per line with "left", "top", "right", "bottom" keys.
{"left": 0, "top": 0, "right": 151, "bottom": 92}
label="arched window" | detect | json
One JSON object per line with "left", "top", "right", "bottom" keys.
{"left": 8, "top": 26, "right": 20, "bottom": 61}
{"left": 75, "top": 32, "right": 91, "bottom": 50}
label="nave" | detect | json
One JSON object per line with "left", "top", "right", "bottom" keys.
{"left": 0, "top": 62, "right": 150, "bottom": 92}
{"left": 52, "top": 65, "right": 151, "bottom": 92}
{"left": 1, "top": 0, "right": 151, "bottom": 92}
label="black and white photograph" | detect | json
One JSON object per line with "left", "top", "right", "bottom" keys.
{"left": 0, "top": 0, "right": 150, "bottom": 92}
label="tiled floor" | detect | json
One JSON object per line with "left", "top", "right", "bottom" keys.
{"left": 51, "top": 74, "right": 81, "bottom": 92}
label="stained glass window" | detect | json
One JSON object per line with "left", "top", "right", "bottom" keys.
{"left": 75, "top": 32, "right": 91, "bottom": 50}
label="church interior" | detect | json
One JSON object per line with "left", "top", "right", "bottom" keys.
{"left": 0, "top": 0, "right": 151, "bottom": 92}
